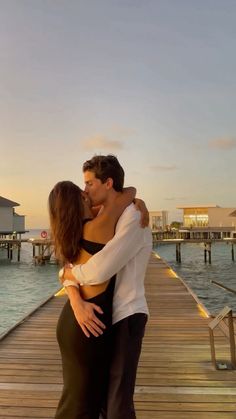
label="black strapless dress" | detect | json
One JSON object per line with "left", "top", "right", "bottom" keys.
{"left": 55, "top": 239, "right": 115, "bottom": 419}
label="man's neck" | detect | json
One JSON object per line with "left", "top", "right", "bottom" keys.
{"left": 103, "top": 189, "right": 121, "bottom": 207}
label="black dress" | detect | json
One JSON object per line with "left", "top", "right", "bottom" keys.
{"left": 55, "top": 239, "right": 115, "bottom": 419}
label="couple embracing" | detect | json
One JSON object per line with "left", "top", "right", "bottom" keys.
{"left": 48, "top": 155, "right": 152, "bottom": 419}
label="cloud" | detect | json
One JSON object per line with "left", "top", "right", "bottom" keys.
{"left": 164, "top": 196, "right": 187, "bottom": 201}
{"left": 209, "top": 137, "right": 236, "bottom": 150}
{"left": 110, "top": 125, "right": 136, "bottom": 138}
{"left": 150, "top": 164, "right": 178, "bottom": 171}
{"left": 82, "top": 135, "right": 124, "bottom": 151}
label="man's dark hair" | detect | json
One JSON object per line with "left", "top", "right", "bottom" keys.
{"left": 83, "top": 155, "right": 124, "bottom": 192}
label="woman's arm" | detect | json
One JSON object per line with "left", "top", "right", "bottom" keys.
{"left": 82, "top": 187, "right": 136, "bottom": 244}
{"left": 133, "top": 198, "right": 150, "bottom": 227}
{"left": 99, "top": 186, "right": 136, "bottom": 222}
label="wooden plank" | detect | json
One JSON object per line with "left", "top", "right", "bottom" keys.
{"left": 0, "top": 253, "right": 236, "bottom": 418}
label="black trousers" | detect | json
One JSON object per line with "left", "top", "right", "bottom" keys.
{"left": 55, "top": 278, "right": 115, "bottom": 419}
{"left": 101, "top": 313, "right": 147, "bottom": 419}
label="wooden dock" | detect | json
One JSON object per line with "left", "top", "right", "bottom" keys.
{"left": 0, "top": 238, "right": 55, "bottom": 264}
{"left": 153, "top": 238, "right": 236, "bottom": 263}
{"left": 0, "top": 239, "right": 28, "bottom": 262}
{"left": 0, "top": 255, "right": 236, "bottom": 418}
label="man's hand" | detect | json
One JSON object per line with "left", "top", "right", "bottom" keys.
{"left": 134, "top": 198, "right": 149, "bottom": 228}
{"left": 68, "top": 287, "right": 106, "bottom": 338}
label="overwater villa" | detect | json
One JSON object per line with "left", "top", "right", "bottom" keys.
{"left": 149, "top": 210, "right": 168, "bottom": 231}
{"left": 177, "top": 205, "right": 236, "bottom": 239}
{"left": 0, "top": 196, "right": 26, "bottom": 238}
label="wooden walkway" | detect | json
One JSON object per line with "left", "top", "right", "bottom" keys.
{"left": 0, "top": 255, "right": 236, "bottom": 418}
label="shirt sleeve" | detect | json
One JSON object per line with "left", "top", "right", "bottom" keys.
{"left": 71, "top": 209, "right": 146, "bottom": 285}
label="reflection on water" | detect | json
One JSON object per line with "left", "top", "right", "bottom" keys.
{"left": 153, "top": 242, "right": 236, "bottom": 315}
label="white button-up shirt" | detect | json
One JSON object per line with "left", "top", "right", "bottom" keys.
{"left": 72, "top": 204, "right": 152, "bottom": 325}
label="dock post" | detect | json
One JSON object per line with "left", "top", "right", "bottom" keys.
{"left": 178, "top": 243, "right": 181, "bottom": 263}
{"left": 10, "top": 245, "right": 13, "bottom": 260}
{"left": 228, "top": 310, "right": 236, "bottom": 368}
{"left": 17, "top": 243, "right": 21, "bottom": 262}
{"left": 176, "top": 243, "right": 181, "bottom": 263}
{"left": 204, "top": 243, "right": 211, "bottom": 264}
{"left": 208, "top": 243, "right": 212, "bottom": 264}
{"left": 204, "top": 243, "right": 207, "bottom": 263}
{"left": 232, "top": 244, "right": 235, "bottom": 262}
{"left": 209, "top": 328, "right": 217, "bottom": 369}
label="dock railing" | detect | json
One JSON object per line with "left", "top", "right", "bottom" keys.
{"left": 208, "top": 306, "right": 236, "bottom": 370}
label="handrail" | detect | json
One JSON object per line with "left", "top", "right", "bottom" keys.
{"left": 208, "top": 306, "right": 236, "bottom": 370}
{"left": 211, "top": 280, "right": 236, "bottom": 295}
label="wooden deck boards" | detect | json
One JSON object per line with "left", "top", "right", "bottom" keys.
{"left": 0, "top": 254, "right": 236, "bottom": 418}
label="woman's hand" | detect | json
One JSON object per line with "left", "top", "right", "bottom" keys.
{"left": 134, "top": 198, "right": 149, "bottom": 228}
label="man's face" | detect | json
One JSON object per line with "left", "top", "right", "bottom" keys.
{"left": 83, "top": 170, "right": 109, "bottom": 206}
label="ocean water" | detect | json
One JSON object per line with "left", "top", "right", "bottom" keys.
{"left": 153, "top": 242, "right": 236, "bottom": 315}
{"left": 0, "top": 230, "right": 60, "bottom": 338}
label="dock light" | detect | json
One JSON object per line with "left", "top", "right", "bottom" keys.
{"left": 169, "top": 268, "right": 179, "bottom": 278}
{"left": 55, "top": 287, "right": 66, "bottom": 297}
{"left": 197, "top": 303, "right": 209, "bottom": 318}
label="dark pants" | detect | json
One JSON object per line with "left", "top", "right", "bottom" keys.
{"left": 101, "top": 313, "right": 147, "bottom": 419}
{"left": 55, "top": 278, "right": 115, "bottom": 419}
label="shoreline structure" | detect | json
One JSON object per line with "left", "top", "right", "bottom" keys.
{"left": 1, "top": 236, "right": 236, "bottom": 264}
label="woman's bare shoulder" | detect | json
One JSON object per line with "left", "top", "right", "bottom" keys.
{"left": 82, "top": 214, "right": 114, "bottom": 243}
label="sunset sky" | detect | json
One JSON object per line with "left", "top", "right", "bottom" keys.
{"left": 1, "top": 0, "right": 236, "bottom": 228}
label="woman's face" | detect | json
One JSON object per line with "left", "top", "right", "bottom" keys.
{"left": 81, "top": 191, "right": 93, "bottom": 218}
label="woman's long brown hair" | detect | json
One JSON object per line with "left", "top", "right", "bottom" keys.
{"left": 48, "top": 181, "right": 84, "bottom": 264}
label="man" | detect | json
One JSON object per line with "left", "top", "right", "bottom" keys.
{"left": 62, "top": 155, "right": 152, "bottom": 419}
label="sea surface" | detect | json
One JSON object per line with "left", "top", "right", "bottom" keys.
{"left": 0, "top": 229, "right": 60, "bottom": 338}
{"left": 153, "top": 242, "right": 236, "bottom": 315}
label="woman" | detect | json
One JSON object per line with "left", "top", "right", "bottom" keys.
{"left": 48, "top": 181, "right": 136, "bottom": 419}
